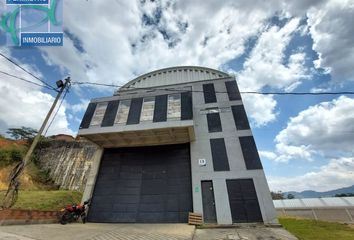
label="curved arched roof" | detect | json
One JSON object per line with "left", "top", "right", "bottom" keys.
{"left": 119, "top": 66, "right": 231, "bottom": 91}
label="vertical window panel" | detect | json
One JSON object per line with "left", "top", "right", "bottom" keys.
{"left": 153, "top": 95, "right": 168, "bottom": 122}
{"left": 127, "top": 98, "right": 144, "bottom": 125}
{"left": 115, "top": 100, "right": 131, "bottom": 124}
{"left": 140, "top": 97, "right": 155, "bottom": 122}
{"left": 239, "top": 136, "right": 263, "bottom": 169}
{"left": 225, "top": 80, "right": 241, "bottom": 101}
{"left": 167, "top": 94, "right": 181, "bottom": 120}
{"left": 203, "top": 83, "right": 217, "bottom": 103}
{"left": 79, "top": 102, "right": 97, "bottom": 129}
{"left": 207, "top": 113, "right": 222, "bottom": 132}
{"left": 210, "top": 138, "right": 230, "bottom": 171}
{"left": 90, "top": 102, "right": 108, "bottom": 126}
{"left": 101, "top": 100, "right": 119, "bottom": 127}
{"left": 181, "top": 92, "right": 193, "bottom": 120}
{"left": 231, "top": 105, "right": 250, "bottom": 130}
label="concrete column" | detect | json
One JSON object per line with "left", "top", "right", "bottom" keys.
{"left": 213, "top": 178, "right": 233, "bottom": 224}
{"left": 81, "top": 147, "right": 104, "bottom": 204}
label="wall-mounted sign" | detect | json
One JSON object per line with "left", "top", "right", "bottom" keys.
{"left": 198, "top": 158, "right": 206, "bottom": 166}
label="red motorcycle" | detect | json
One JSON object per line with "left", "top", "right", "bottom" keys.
{"left": 60, "top": 200, "right": 90, "bottom": 224}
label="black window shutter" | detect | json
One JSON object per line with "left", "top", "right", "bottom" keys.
{"left": 210, "top": 138, "right": 230, "bottom": 171}
{"left": 225, "top": 80, "right": 241, "bottom": 101}
{"left": 203, "top": 83, "right": 217, "bottom": 103}
{"left": 153, "top": 95, "right": 168, "bottom": 122}
{"left": 239, "top": 136, "right": 263, "bottom": 169}
{"left": 101, "top": 100, "right": 119, "bottom": 127}
{"left": 127, "top": 98, "right": 143, "bottom": 125}
{"left": 231, "top": 105, "right": 250, "bottom": 130}
{"left": 79, "top": 102, "right": 97, "bottom": 129}
{"left": 207, "top": 113, "right": 222, "bottom": 132}
{"left": 181, "top": 92, "right": 193, "bottom": 120}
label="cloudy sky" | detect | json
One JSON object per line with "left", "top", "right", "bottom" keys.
{"left": 0, "top": 0, "right": 354, "bottom": 192}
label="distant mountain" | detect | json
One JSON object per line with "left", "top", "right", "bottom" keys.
{"left": 283, "top": 185, "right": 354, "bottom": 198}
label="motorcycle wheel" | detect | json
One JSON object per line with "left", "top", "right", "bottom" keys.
{"left": 60, "top": 211, "right": 73, "bottom": 225}
{"left": 81, "top": 212, "right": 87, "bottom": 224}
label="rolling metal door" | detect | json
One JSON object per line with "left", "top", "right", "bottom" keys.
{"left": 88, "top": 144, "right": 192, "bottom": 223}
{"left": 226, "top": 179, "right": 263, "bottom": 223}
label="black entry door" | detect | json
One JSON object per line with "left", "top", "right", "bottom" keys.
{"left": 201, "top": 181, "right": 217, "bottom": 223}
{"left": 88, "top": 144, "right": 192, "bottom": 223}
{"left": 226, "top": 179, "right": 263, "bottom": 223}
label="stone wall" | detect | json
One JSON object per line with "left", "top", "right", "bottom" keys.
{"left": 36, "top": 140, "right": 97, "bottom": 192}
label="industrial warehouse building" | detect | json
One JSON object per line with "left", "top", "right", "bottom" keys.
{"left": 78, "top": 66, "right": 277, "bottom": 224}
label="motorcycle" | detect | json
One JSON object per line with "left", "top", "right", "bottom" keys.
{"left": 60, "top": 200, "right": 90, "bottom": 225}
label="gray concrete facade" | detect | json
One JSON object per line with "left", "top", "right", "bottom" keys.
{"left": 78, "top": 66, "right": 277, "bottom": 224}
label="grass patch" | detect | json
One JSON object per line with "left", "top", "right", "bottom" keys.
{"left": 279, "top": 217, "right": 354, "bottom": 240}
{"left": 1, "top": 190, "right": 82, "bottom": 211}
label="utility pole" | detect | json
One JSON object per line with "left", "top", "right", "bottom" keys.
{"left": 1, "top": 77, "right": 71, "bottom": 209}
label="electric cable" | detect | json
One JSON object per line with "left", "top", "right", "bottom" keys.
{"left": 0, "top": 52, "right": 57, "bottom": 90}
{"left": 71, "top": 81, "right": 354, "bottom": 96}
{"left": 0, "top": 70, "right": 55, "bottom": 91}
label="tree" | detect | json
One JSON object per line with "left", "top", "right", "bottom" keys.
{"left": 271, "top": 191, "right": 284, "bottom": 200}
{"left": 287, "top": 193, "right": 295, "bottom": 199}
{"left": 335, "top": 193, "right": 354, "bottom": 197}
{"left": 6, "top": 127, "right": 38, "bottom": 140}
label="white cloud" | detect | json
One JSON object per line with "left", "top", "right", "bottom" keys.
{"left": 236, "top": 18, "right": 308, "bottom": 126}
{"left": 40, "top": 1, "right": 274, "bottom": 85}
{"left": 307, "top": 0, "right": 354, "bottom": 82}
{"left": 259, "top": 151, "right": 277, "bottom": 160}
{"left": 2, "top": 0, "right": 354, "bottom": 137}
{"left": 242, "top": 94, "right": 277, "bottom": 127}
{"left": 68, "top": 99, "right": 90, "bottom": 113}
{"left": 273, "top": 96, "right": 354, "bottom": 162}
{"left": 238, "top": 18, "right": 308, "bottom": 91}
{"left": 0, "top": 51, "right": 74, "bottom": 137}
{"left": 268, "top": 157, "right": 354, "bottom": 192}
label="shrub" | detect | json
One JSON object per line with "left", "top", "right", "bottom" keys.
{"left": 0, "top": 149, "right": 9, "bottom": 162}
{"left": 10, "top": 149, "right": 23, "bottom": 162}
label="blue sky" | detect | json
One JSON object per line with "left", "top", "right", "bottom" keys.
{"left": 0, "top": 0, "right": 354, "bottom": 192}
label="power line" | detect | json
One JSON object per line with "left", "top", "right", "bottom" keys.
{"left": 71, "top": 81, "right": 354, "bottom": 96}
{"left": 0, "top": 70, "right": 55, "bottom": 91}
{"left": 0, "top": 52, "right": 57, "bottom": 90}
{"left": 44, "top": 83, "right": 71, "bottom": 136}
{"left": 73, "top": 82, "right": 122, "bottom": 88}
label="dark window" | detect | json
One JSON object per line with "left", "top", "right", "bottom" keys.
{"left": 210, "top": 138, "right": 230, "bottom": 171}
{"left": 153, "top": 95, "right": 168, "bottom": 122}
{"left": 203, "top": 83, "right": 217, "bottom": 103}
{"left": 207, "top": 113, "right": 222, "bottom": 132}
{"left": 79, "top": 102, "right": 97, "bottom": 129}
{"left": 231, "top": 105, "right": 250, "bottom": 130}
{"left": 127, "top": 98, "right": 143, "bottom": 125}
{"left": 101, "top": 100, "right": 119, "bottom": 127}
{"left": 239, "top": 136, "right": 262, "bottom": 169}
{"left": 181, "top": 92, "right": 193, "bottom": 120}
{"left": 225, "top": 80, "right": 241, "bottom": 101}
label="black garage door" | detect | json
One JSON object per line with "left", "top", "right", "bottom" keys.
{"left": 88, "top": 144, "right": 192, "bottom": 223}
{"left": 226, "top": 179, "right": 263, "bottom": 223}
